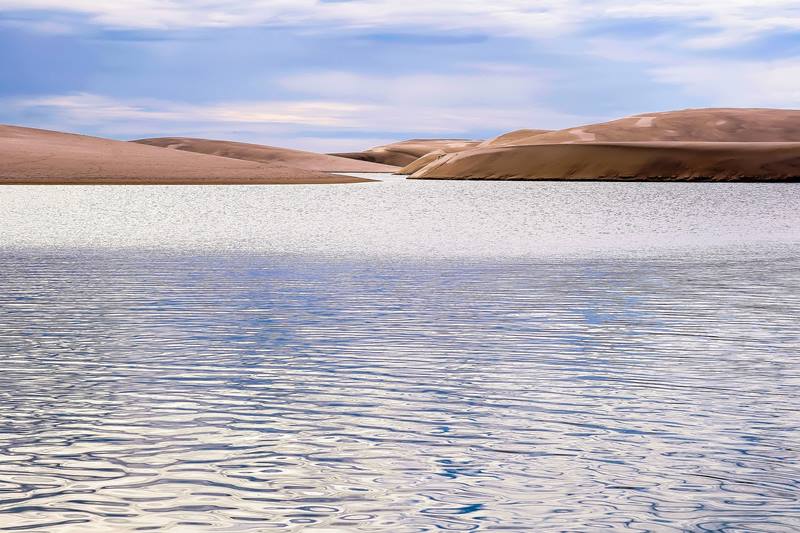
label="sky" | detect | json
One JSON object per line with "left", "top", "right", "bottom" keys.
{"left": 2, "top": 1, "right": 799, "bottom": 152}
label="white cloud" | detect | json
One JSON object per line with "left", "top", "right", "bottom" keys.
{"left": 273, "top": 68, "right": 587, "bottom": 133}
{"left": 651, "top": 58, "right": 800, "bottom": 107}
{"left": 1, "top": 0, "right": 798, "bottom": 48}
{"left": 600, "top": 0, "right": 800, "bottom": 48}
{"left": 10, "top": 93, "right": 374, "bottom": 127}
{"left": 8, "top": 63, "right": 587, "bottom": 135}
{"left": 278, "top": 68, "right": 551, "bottom": 106}
{"left": 0, "top": 0, "right": 572, "bottom": 33}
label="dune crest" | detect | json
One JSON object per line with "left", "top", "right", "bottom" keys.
{"left": 0, "top": 125, "right": 371, "bottom": 185}
{"left": 134, "top": 137, "right": 399, "bottom": 173}
{"left": 505, "top": 108, "right": 800, "bottom": 146}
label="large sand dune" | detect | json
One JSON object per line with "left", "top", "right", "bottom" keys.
{"left": 0, "top": 125, "right": 371, "bottom": 184}
{"left": 410, "top": 142, "right": 800, "bottom": 181}
{"left": 409, "top": 109, "right": 800, "bottom": 181}
{"left": 332, "top": 139, "right": 481, "bottom": 167}
{"left": 134, "top": 137, "right": 399, "bottom": 173}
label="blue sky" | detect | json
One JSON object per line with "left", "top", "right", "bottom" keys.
{"left": 1, "top": 1, "right": 799, "bottom": 151}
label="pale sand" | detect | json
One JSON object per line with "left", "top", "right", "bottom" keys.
{"left": 332, "top": 139, "right": 482, "bottom": 167}
{"left": 0, "top": 125, "right": 372, "bottom": 185}
{"left": 410, "top": 142, "right": 800, "bottom": 181}
{"left": 134, "top": 137, "right": 399, "bottom": 173}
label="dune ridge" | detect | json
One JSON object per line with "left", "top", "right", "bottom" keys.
{"left": 510, "top": 108, "right": 800, "bottom": 145}
{"left": 0, "top": 125, "right": 371, "bottom": 185}
{"left": 134, "top": 137, "right": 399, "bottom": 173}
{"left": 408, "top": 109, "right": 800, "bottom": 181}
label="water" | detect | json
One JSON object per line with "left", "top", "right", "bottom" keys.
{"left": 0, "top": 177, "right": 799, "bottom": 531}
{"left": 1, "top": 175, "right": 799, "bottom": 258}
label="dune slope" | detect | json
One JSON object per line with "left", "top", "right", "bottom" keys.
{"left": 332, "top": 139, "right": 482, "bottom": 167}
{"left": 0, "top": 125, "right": 371, "bottom": 184}
{"left": 134, "top": 137, "right": 399, "bottom": 173}
{"left": 411, "top": 142, "right": 800, "bottom": 181}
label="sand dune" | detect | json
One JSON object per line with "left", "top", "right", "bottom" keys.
{"left": 409, "top": 109, "right": 800, "bottom": 181}
{"left": 410, "top": 142, "right": 800, "bottom": 181}
{"left": 399, "top": 150, "right": 451, "bottom": 175}
{"left": 332, "top": 139, "right": 482, "bottom": 167}
{"left": 0, "top": 125, "right": 371, "bottom": 184}
{"left": 134, "top": 137, "right": 399, "bottom": 173}
{"left": 397, "top": 131, "right": 552, "bottom": 174}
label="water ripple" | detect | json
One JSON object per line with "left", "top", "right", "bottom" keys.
{"left": 0, "top": 251, "right": 798, "bottom": 531}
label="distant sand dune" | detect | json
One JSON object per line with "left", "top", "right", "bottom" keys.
{"left": 332, "top": 139, "right": 482, "bottom": 167}
{"left": 134, "top": 137, "right": 398, "bottom": 173}
{"left": 409, "top": 109, "right": 800, "bottom": 181}
{"left": 0, "top": 125, "right": 371, "bottom": 185}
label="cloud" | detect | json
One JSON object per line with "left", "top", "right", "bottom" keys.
{"left": 9, "top": 93, "right": 373, "bottom": 127}
{"left": 600, "top": 0, "right": 800, "bottom": 48}
{"left": 272, "top": 68, "right": 592, "bottom": 133}
{"left": 651, "top": 58, "right": 800, "bottom": 107}
{"left": 0, "top": 1, "right": 572, "bottom": 33}
{"left": 4, "top": 85, "right": 589, "bottom": 150}
{"left": 7, "top": 64, "right": 585, "bottom": 135}
{"left": 278, "top": 67, "right": 551, "bottom": 106}
{"left": 4, "top": 3, "right": 797, "bottom": 149}
{"left": 1, "top": 0, "right": 799, "bottom": 48}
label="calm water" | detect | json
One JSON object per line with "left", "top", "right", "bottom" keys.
{"left": 0, "top": 177, "right": 799, "bottom": 531}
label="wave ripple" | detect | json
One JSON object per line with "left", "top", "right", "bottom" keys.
{"left": 0, "top": 251, "right": 798, "bottom": 531}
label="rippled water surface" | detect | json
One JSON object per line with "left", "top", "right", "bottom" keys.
{"left": 1, "top": 179, "right": 799, "bottom": 531}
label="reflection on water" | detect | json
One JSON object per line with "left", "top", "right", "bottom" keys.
{"left": 1, "top": 250, "right": 799, "bottom": 531}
